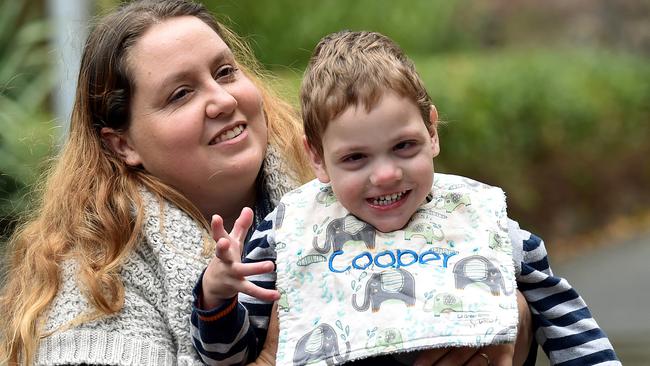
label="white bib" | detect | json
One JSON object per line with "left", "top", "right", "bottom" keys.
{"left": 275, "top": 173, "right": 517, "bottom": 365}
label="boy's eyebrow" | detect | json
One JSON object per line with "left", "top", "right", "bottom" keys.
{"left": 330, "top": 144, "right": 368, "bottom": 157}
{"left": 392, "top": 130, "right": 425, "bottom": 141}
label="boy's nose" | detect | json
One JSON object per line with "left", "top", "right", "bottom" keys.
{"left": 206, "top": 82, "right": 237, "bottom": 119}
{"left": 369, "top": 162, "right": 403, "bottom": 186}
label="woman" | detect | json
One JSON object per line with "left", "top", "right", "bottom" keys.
{"left": 0, "top": 1, "right": 614, "bottom": 365}
{"left": 0, "top": 1, "right": 310, "bottom": 364}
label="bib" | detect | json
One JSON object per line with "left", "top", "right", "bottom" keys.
{"left": 274, "top": 173, "right": 517, "bottom": 366}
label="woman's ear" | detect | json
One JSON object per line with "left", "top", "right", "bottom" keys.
{"left": 100, "top": 127, "right": 143, "bottom": 167}
{"left": 429, "top": 105, "right": 440, "bottom": 158}
{"left": 302, "top": 136, "right": 330, "bottom": 183}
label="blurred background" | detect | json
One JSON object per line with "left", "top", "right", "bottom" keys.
{"left": 1, "top": 0, "right": 648, "bottom": 364}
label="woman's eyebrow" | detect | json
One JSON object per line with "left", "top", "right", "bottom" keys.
{"left": 156, "top": 49, "right": 234, "bottom": 90}
{"left": 210, "top": 48, "right": 233, "bottom": 65}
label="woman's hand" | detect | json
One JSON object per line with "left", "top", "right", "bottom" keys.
{"left": 413, "top": 290, "right": 533, "bottom": 366}
{"left": 512, "top": 289, "right": 534, "bottom": 365}
{"left": 201, "top": 207, "right": 280, "bottom": 309}
{"left": 413, "top": 345, "right": 509, "bottom": 366}
{"left": 248, "top": 302, "right": 280, "bottom": 366}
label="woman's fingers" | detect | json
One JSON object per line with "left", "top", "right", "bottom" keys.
{"left": 250, "top": 302, "right": 279, "bottom": 365}
{"left": 413, "top": 347, "right": 450, "bottom": 366}
{"left": 472, "top": 344, "right": 513, "bottom": 366}
{"left": 465, "top": 351, "right": 492, "bottom": 366}
{"left": 434, "top": 347, "right": 476, "bottom": 366}
{"left": 414, "top": 347, "right": 498, "bottom": 366}
{"left": 513, "top": 290, "right": 533, "bottom": 366}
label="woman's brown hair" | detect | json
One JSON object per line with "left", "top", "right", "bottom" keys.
{"left": 0, "top": 1, "right": 310, "bottom": 364}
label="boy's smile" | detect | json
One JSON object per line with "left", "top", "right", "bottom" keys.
{"left": 307, "top": 92, "right": 439, "bottom": 232}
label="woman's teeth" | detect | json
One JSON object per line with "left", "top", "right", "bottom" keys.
{"left": 372, "top": 191, "right": 406, "bottom": 206}
{"left": 212, "top": 125, "right": 244, "bottom": 144}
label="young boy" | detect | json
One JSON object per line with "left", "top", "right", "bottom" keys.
{"left": 192, "top": 31, "right": 620, "bottom": 366}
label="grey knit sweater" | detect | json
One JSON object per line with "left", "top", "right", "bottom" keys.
{"left": 35, "top": 145, "right": 297, "bottom": 365}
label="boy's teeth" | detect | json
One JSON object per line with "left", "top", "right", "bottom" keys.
{"left": 213, "top": 125, "right": 244, "bottom": 143}
{"left": 372, "top": 191, "right": 406, "bottom": 206}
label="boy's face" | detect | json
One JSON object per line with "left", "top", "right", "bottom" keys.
{"left": 306, "top": 92, "right": 439, "bottom": 232}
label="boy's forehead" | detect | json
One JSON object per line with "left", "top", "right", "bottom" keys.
{"left": 323, "top": 91, "right": 425, "bottom": 129}
{"left": 322, "top": 93, "right": 427, "bottom": 147}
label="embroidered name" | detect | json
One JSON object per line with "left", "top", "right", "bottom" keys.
{"left": 328, "top": 247, "right": 458, "bottom": 273}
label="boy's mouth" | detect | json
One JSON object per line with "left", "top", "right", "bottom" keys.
{"left": 369, "top": 190, "right": 409, "bottom": 206}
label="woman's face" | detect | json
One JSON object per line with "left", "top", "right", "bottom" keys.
{"left": 120, "top": 16, "right": 267, "bottom": 219}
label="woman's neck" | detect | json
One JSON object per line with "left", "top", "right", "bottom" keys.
{"left": 206, "top": 184, "right": 257, "bottom": 232}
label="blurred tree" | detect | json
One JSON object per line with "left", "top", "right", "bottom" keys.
{"left": 2, "top": 0, "right": 648, "bottom": 247}
{"left": 0, "top": 1, "right": 55, "bottom": 241}
{"left": 207, "top": 0, "right": 650, "bottom": 68}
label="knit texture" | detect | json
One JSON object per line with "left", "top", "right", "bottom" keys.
{"left": 36, "top": 145, "right": 298, "bottom": 365}
{"left": 262, "top": 143, "right": 299, "bottom": 204}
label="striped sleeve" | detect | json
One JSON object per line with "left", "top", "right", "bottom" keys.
{"left": 509, "top": 219, "right": 621, "bottom": 366}
{"left": 190, "top": 209, "right": 279, "bottom": 366}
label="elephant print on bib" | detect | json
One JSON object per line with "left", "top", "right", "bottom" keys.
{"left": 293, "top": 323, "right": 350, "bottom": 366}
{"left": 352, "top": 268, "right": 416, "bottom": 312}
{"left": 403, "top": 222, "right": 444, "bottom": 244}
{"left": 313, "top": 214, "right": 376, "bottom": 254}
{"left": 365, "top": 327, "right": 403, "bottom": 352}
{"left": 275, "top": 202, "right": 286, "bottom": 230}
{"left": 452, "top": 255, "right": 512, "bottom": 296}
{"left": 441, "top": 192, "right": 471, "bottom": 212}
{"left": 423, "top": 292, "right": 463, "bottom": 316}
{"left": 316, "top": 186, "right": 337, "bottom": 207}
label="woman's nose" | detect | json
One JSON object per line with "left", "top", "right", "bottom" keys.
{"left": 369, "top": 161, "right": 403, "bottom": 186}
{"left": 206, "top": 82, "right": 237, "bottom": 119}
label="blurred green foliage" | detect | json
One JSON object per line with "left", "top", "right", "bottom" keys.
{"left": 1, "top": 0, "right": 648, "bottom": 245}
{"left": 419, "top": 49, "right": 650, "bottom": 236}
{"left": 212, "top": 0, "right": 650, "bottom": 239}
{"left": 207, "top": 0, "right": 477, "bottom": 68}
{"left": 0, "top": 1, "right": 55, "bottom": 240}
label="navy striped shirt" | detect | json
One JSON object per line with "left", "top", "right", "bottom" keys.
{"left": 191, "top": 212, "right": 621, "bottom": 365}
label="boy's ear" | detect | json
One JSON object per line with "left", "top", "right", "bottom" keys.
{"left": 302, "top": 136, "right": 331, "bottom": 183}
{"left": 100, "top": 127, "right": 143, "bottom": 167}
{"left": 429, "top": 105, "right": 440, "bottom": 158}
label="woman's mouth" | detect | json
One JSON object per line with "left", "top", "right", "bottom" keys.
{"left": 369, "top": 190, "right": 409, "bottom": 206}
{"left": 209, "top": 124, "right": 245, "bottom": 145}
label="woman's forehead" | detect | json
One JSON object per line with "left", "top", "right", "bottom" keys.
{"left": 127, "top": 16, "right": 231, "bottom": 87}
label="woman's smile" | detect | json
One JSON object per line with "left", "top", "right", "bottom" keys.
{"left": 209, "top": 124, "right": 247, "bottom": 145}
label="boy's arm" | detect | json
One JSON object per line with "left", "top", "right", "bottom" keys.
{"left": 190, "top": 210, "right": 279, "bottom": 366}
{"left": 508, "top": 219, "right": 621, "bottom": 366}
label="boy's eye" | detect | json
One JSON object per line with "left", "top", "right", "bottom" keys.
{"left": 394, "top": 140, "right": 415, "bottom": 150}
{"left": 342, "top": 153, "right": 365, "bottom": 163}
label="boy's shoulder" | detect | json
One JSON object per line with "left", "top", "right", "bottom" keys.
{"left": 279, "top": 178, "right": 333, "bottom": 203}
{"left": 433, "top": 172, "right": 501, "bottom": 193}
{"left": 428, "top": 173, "right": 507, "bottom": 218}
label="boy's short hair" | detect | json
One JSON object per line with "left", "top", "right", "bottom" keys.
{"left": 301, "top": 30, "right": 433, "bottom": 156}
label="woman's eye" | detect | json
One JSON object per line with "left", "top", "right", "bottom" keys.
{"left": 215, "top": 65, "right": 238, "bottom": 81}
{"left": 170, "top": 88, "right": 191, "bottom": 102}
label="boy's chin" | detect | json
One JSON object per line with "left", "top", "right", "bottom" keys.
{"left": 369, "top": 218, "right": 409, "bottom": 233}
